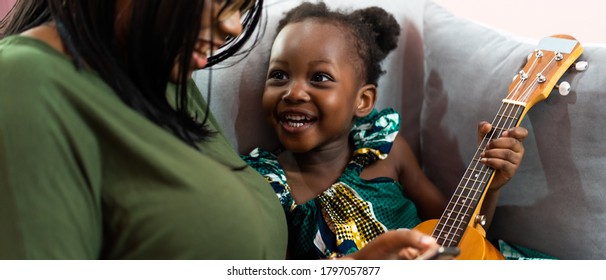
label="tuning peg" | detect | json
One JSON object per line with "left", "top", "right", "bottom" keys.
{"left": 573, "top": 61, "right": 589, "bottom": 71}
{"left": 556, "top": 81, "right": 571, "bottom": 96}
{"left": 475, "top": 215, "right": 487, "bottom": 227}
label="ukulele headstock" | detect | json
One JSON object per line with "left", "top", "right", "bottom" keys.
{"left": 508, "top": 35, "right": 584, "bottom": 109}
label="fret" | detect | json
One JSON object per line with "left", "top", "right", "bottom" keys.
{"left": 488, "top": 125, "right": 510, "bottom": 133}
{"left": 463, "top": 164, "right": 491, "bottom": 176}
{"left": 438, "top": 212, "right": 471, "bottom": 226}
{"left": 453, "top": 184, "right": 483, "bottom": 192}
{"left": 467, "top": 158, "right": 486, "bottom": 167}
{"left": 460, "top": 177, "right": 488, "bottom": 184}
{"left": 459, "top": 191, "right": 482, "bottom": 198}
{"left": 450, "top": 191, "right": 482, "bottom": 204}
{"left": 463, "top": 167, "right": 490, "bottom": 177}
{"left": 494, "top": 112, "right": 518, "bottom": 122}
{"left": 437, "top": 210, "right": 470, "bottom": 225}
{"left": 453, "top": 184, "right": 484, "bottom": 196}
{"left": 442, "top": 207, "right": 470, "bottom": 219}
{"left": 453, "top": 195, "right": 481, "bottom": 206}
{"left": 453, "top": 185, "right": 482, "bottom": 194}
{"left": 498, "top": 102, "right": 524, "bottom": 113}
{"left": 435, "top": 230, "right": 465, "bottom": 246}
{"left": 449, "top": 190, "right": 483, "bottom": 206}
{"left": 436, "top": 237, "right": 456, "bottom": 246}
{"left": 436, "top": 237, "right": 460, "bottom": 247}
{"left": 434, "top": 224, "right": 465, "bottom": 237}
{"left": 435, "top": 231, "right": 463, "bottom": 241}
{"left": 434, "top": 225, "right": 466, "bottom": 238}
{"left": 460, "top": 175, "right": 491, "bottom": 185}
{"left": 445, "top": 204, "right": 471, "bottom": 215}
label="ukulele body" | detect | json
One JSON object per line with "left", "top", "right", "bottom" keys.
{"left": 415, "top": 219, "right": 504, "bottom": 260}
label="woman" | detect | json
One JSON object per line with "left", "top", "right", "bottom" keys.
{"left": 0, "top": 0, "right": 439, "bottom": 259}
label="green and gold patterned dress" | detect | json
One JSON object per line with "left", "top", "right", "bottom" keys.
{"left": 243, "top": 108, "right": 421, "bottom": 259}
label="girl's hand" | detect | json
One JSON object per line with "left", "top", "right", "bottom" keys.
{"left": 477, "top": 121, "right": 528, "bottom": 191}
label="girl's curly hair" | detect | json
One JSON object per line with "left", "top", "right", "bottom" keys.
{"left": 276, "top": 2, "right": 400, "bottom": 86}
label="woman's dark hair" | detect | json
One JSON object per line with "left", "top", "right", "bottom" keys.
{"left": 1, "top": 0, "right": 264, "bottom": 147}
{"left": 0, "top": 0, "right": 50, "bottom": 37}
{"left": 276, "top": 2, "right": 400, "bottom": 86}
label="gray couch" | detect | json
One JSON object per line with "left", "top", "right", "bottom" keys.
{"left": 194, "top": 0, "right": 606, "bottom": 259}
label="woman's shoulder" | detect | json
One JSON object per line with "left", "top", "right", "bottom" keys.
{"left": 0, "top": 33, "right": 110, "bottom": 102}
{"left": 0, "top": 34, "right": 117, "bottom": 140}
{"left": 0, "top": 33, "right": 66, "bottom": 72}
{"left": 0, "top": 35, "right": 79, "bottom": 96}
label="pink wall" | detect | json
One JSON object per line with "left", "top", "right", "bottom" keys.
{"left": 1, "top": 0, "right": 602, "bottom": 43}
{"left": 0, "top": 0, "right": 16, "bottom": 20}
{"left": 433, "top": 0, "right": 604, "bottom": 44}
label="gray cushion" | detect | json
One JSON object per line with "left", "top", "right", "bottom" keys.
{"left": 423, "top": 0, "right": 606, "bottom": 259}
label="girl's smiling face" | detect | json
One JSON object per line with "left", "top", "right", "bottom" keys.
{"left": 263, "top": 19, "right": 375, "bottom": 153}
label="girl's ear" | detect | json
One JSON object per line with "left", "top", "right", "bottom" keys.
{"left": 355, "top": 84, "right": 377, "bottom": 118}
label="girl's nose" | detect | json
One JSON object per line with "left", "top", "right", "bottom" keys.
{"left": 282, "top": 83, "right": 310, "bottom": 103}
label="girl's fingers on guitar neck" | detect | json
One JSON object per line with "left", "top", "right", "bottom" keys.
{"left": 503, "top": 126, "right": 529, "bottom": 141}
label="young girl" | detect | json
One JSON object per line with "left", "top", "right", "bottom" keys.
{"left": 243, "top": 2, "right": 530, "bottom": 259}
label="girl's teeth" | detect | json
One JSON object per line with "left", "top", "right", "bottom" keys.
{"left": 285, "top": 115, "right": 309, "bottom": 121}
{"left": 287, "top": 122, "right": 303, "bottom": 128}
{"left": 282, "top": 114, "right": 313, "bottom": 128}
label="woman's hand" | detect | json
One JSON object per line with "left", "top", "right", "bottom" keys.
{"left": 340, "top": 229, "right": 441, "bottom": 260}
{"left": 477, "top": 121, "right": 528, "bottom": 191}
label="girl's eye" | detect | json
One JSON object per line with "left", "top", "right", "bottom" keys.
{"left": 311, "top": 73, "right": 333, "bottom": 82}
{"left": 268, "top": 71, "right": 288, "bottom": 80}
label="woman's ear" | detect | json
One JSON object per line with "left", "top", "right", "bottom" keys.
{"left": 355, "top": 84, "right": 377, "bottom": 118}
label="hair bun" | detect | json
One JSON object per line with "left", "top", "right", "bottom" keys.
{"left": 351, "top": 7, "right": 400, "bottom": 61}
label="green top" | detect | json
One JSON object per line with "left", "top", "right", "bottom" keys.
{"left": 0, "top": 35, "right": 287, "bottom": 259}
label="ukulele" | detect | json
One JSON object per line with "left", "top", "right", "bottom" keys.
{"left": 414, "top": 35, "right": 584, "bottom": 259}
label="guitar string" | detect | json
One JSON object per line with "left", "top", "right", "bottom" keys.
{"left": 432, "top": 51, "right": 558, "bottom": 248}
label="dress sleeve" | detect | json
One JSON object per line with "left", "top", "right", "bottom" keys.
{"left": 0, "top": 53, "right": 102, "bottom": 259}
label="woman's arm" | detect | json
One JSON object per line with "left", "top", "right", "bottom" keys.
{"left": 0, "top": 54, "right": 102, "bottom": 259}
